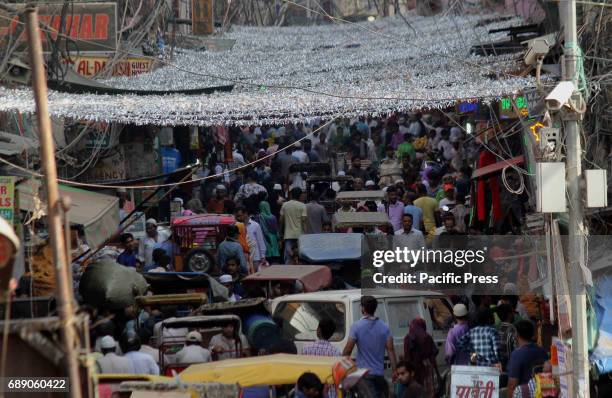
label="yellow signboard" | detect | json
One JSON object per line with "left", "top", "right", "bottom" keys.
{"left": 67, "top": 56, "right": 154, "bottom": 77}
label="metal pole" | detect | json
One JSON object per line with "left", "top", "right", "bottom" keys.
{"left": 561, "top": 0, "right": 590, "bottom": 396}
{"left": 25, "top": 7, "right": 83, "bottom": 398}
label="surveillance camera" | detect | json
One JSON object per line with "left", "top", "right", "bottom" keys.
{"left": 522, "top": 33, "right": 556, "bottom": 66}
{"left": 545, "top": 81, "right": 575, "bottom": 111}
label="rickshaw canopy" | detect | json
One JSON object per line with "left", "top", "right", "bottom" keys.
{"left": 135, "top": 293, "right": 207, "bottom": 308}
{"left": 242, "top": 265, "right": 332, "bottom": 292}
{"left": 161, "top": 315, "right": 241, "bottom": 331}
{"left": 180, "top": 354, "right": 342, "bottom": 386}
{"left": 299, "top": 233, "right": 364, "bottom": 263}
{"left": 171, "top": 214, "right": 235, "bottom": 227}
{"left": 335, "top": 190, "right": 385, "bottom": 202}
{"left": 332, "top": 211, "right": 391, "bottom": 228}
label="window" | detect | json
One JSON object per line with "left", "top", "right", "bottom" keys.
{"left": 273, "top": 301, "right": 346, "bottom": 342}
{"left": 386, "top": 299, "right": 421, "bottom": 337}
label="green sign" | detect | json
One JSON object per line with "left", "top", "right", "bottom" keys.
{"left": 86, "top": 132, "right": 111, "bottom": 149}
{"left": 499, "top": 96, "right": 528, "bottom": 119}
{"left": 0, "top": 176, "right": 15, "bottom": 224}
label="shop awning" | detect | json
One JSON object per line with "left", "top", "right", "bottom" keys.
{"left": 16, "top": 179, "right": 119, "bottom": 249}
{"left": 0, "top": 131, "right": 38, "bottom": 156}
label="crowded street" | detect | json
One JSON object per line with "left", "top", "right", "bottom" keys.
{"left": 0, "top": 1, "right": 611, "bottom": 398}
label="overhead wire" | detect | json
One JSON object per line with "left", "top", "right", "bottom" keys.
{"left": 0, "top": 117, "right": 338, "bottom": 190}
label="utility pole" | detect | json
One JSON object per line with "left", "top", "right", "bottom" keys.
{"left": 561, "top": 0, "right": 590, "bottom": 396}
{"left": 25, "top": 7, "right": 83, "bottom": 398}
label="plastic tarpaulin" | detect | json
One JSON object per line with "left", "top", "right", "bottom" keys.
{"left": 591, "top": 274, "right": 612, "bottom": 374}
{"left": 79, "top": 259, "right": 148, "bottom": 310}
{"left": 17, "top": 180, "right": 119, "bottom": 249}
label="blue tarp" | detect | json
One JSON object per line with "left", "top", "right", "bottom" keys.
{"left": 590, "top": 274, "right": 612, "bottom": 374}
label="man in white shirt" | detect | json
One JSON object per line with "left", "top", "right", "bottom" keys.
{"left": 123, "top": 331, "right": 160, "bottom": 375}
{"left": 394, "top": 214, "right": 425, "bottom": 250}
{"left": 235, "top": 207, "right": 266, "bottom": 270}
{"left": 174, "top": 331, "right": 212, "bottom": 365}
{"left": 209, "top": 321, "right": 250, "bottom": 360}
{"left": 96, "top": 336, "right": 134, "bottom": 374}
{"left": 291, "top": 142, "right": 309, "bottom": 163}
{"left": 139, "top": 219, "right": 171, "bottom": 267}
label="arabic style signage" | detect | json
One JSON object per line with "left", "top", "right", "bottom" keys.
{"left": 0, "top": 177, "right": 15, "bottom": 224}
{"left": 0, "top": 2, "right": 117, "bottom": 53}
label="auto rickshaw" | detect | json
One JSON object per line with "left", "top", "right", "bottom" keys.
{"left": 171, "top": 214, "right": 236, "bottom": 272}
{"left": 157, "top": 315, "right": 244, "bottom": 376}
{"left": 305, "top": 175, "right": 355, "bottom": 214}
{"left": 179, "top": 354, "right": 373, "bottom": 398}
{"left": 298, "top": 233, "right": 365, "bottom": 287}
{"left": 95, "top": 374, "right": 173, "bottom": 398}
{"left": 335, "top": 190, "right": 385, "bottom": 208}
{"left": 135, "top": 293, "right": 208, "bottom": 321}
{"left": 331, "top": 211, "right": 393, "bottom": 234}
{"left": 114, "top": 379, "right": 239, "bottom": 398}
{"left": 142, "top": 271, "right": 228, "bottom": 302}
{"left": 242, "top": 265, "right": 333, "bottom": 298}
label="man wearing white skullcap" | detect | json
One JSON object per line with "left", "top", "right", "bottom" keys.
{"left": 139, "top": 218, "right": 171, "bottom": 267}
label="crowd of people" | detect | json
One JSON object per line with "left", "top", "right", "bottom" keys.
{"left": 57, "top": 110, "right": 544, "bottom": 397}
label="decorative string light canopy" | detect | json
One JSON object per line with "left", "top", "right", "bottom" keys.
{"left": 0, "top": 14, "right": 534, "bottom": 126}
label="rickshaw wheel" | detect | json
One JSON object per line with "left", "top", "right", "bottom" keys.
{"left": 183, "top": 248, "right": 214, "bottom": 272}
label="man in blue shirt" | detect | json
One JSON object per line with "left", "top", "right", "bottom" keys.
{"left": 507, "top": 320, "right": 548, "bottom": 397}
{"left": 343, "top": 296, "right": 397, "bottom": 397}
{"left": 217, "top": 225, "right": 248, "bottom": 274}
{"left": 117, "top": 233, "right": 141, "bottom": 269}
{"left": 403, "top": 192, "right": 423, "bottom": 231}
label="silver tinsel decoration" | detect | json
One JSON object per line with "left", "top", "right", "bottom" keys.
{"left": 0, "top": 14, "right": 535, "bottom": 126}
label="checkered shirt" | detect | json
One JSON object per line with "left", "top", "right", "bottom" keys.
{"left": 302, "top": 340, "right": 341, "bottom": 398}
{"left": 302, "top": 340, "right": 341, "bottom": 357}
{"left": 458, "top": 326, "right": 501, "bottom": 366}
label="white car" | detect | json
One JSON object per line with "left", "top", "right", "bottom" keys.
{"left": 271, "top": 289, "right": 454, "bottom": 370}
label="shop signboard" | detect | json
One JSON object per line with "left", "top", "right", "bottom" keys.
{"left": 84, "top": 147, "right": 126, "bottom": 183}
{"left": 450, "top": 365, "right": 499, "bottom": 398}
{"left": 192, "top": 0, "right": 214, "bottom": 35}
{"left": 524, "top": 87, "right": 545, "bottom": 118}
{"left": 456, "top": 101, "right": 479, "bottom": 114}
{"left": 0, "top": 176, "right": 15, "bottom": 224}
{"left": 67, "top": 56, "right": 154, "bottom": 77}
{"left": 553, "top": 337, "right": 572, "bottom": 398}
{"left": 85, "top": 130, "right": 111, "bottom": 149}
{"left": 499, "top": 96, "right": 529, "bottom": 119}
{"left": 0, "top": 2, "right": 117, "bottom": 53}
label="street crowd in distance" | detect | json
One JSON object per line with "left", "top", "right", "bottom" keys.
{"left": 15, "top": 112, "right": 549, "bottom": 398}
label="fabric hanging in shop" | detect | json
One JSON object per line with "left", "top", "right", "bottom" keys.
{"left": 17, "top": 179, "right": 119, "bottom": 249}
{"left": 475, "top": 150, "right": 503, "bottom": 222}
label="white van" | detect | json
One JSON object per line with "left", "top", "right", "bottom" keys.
{"left": 270, "top": 289, "right": 454, "bottom": 369}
